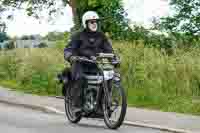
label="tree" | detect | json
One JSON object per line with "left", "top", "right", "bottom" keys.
{"left": 150, "top": 16, "right": 161, "bottom": 30}
{"left": 1, "top": 0, "right": 130, "bottom": 40}
{"left": 5, "top": 40, "right": 15, "bottom": 50}
{"left": 160, "top": 0, "right": 200, "bottom": 35}
{"left": 38, "top": 42, "right": 48, "bottom": 48}
{"left": 73, "top": 0, "right": 130, "bottom": 40}
{"left": 44, "top": 31, "right": 69, "bottom": 41}
{"left": 0, "top": 32, "right": 9, "bottom": 42}
{"left": 20, "top": 35, "right": 30, "bottom": 40}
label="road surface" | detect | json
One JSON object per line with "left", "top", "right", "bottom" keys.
{"left": 0, "top": 103, "right": 170, "bottom": 133}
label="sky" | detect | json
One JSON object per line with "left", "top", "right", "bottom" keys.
{"left": 2, "top": 0, "right": 170, "bottom": 37}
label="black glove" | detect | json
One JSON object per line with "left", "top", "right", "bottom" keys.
{"left": 112, "top": 55, "right": 120, "bottom": 67}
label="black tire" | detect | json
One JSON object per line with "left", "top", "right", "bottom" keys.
{"left": 64, "top": 84, "right": 82, "bottom": 123}
{"left": 103, "top": 84, "right": 127, "bottom": 129}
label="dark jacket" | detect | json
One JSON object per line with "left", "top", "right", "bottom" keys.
{"left": 64, "top": 30, "right": 113, "bottom": 61}
{"left": 64, "top": 30, "right": 113, "bottom": 80}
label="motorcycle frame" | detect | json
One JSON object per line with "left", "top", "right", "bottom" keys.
{"left": 80, "top": 58, "right": 114, "bottom": 116}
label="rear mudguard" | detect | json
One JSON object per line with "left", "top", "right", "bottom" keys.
{"left": 57, "top": 68, "right": 72, "bottom": 96}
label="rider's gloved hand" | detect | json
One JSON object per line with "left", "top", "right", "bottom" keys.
{"left": 69, "top": 56, "right": 79, "bottom": 63}
{"left": 90, "top": 56, "right": 97, "bottom": 61}
{"left": 112, "top": 55, "right": 120, "bottom": 67}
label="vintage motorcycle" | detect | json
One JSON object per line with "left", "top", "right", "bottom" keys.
{"left": 58, "top": 53, "right": 127, "bottom": 129}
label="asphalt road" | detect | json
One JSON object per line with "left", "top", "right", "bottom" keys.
{"left": 0, "top": 103, "right": 170, "bottom": 133}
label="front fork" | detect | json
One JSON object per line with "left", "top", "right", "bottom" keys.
{"left": 95, "top": 69, "right": 121, "bottom": 112}
{"left": 104, "top": 72, "right": 121, "bottom": 108}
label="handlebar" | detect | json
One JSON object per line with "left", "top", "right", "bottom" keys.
{"left": 77, "top": 56, "right": 96, "bottom": 63}
{"left": 71, "top": 53, "right": 120, "bottom": 65}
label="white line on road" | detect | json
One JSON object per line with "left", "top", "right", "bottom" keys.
{"left": 43, "top": 106, "right": 191, "bottom": 133}
{"left": 44, "top": 106, "right": 65, "bottom": 115}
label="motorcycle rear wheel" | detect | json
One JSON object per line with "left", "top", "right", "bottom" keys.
{"left": 64, "top": 83, "right": 82, "bottom": 123}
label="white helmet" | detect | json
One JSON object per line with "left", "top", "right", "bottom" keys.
{"left": 82, "top": 11, "right": 100, "bottom": 28}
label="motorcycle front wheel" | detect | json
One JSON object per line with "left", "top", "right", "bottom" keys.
{"left": 102, "top": 81, "right": 127, "bottom": 129}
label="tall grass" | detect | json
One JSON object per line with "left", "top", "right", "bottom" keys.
{"left": 0, "top": 43, "right": 200, "bottom": 115}
{"left": 0, "top": 48, "right": 65, "bottom": 95}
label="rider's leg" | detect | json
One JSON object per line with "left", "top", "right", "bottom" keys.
{"left": 71, "top": 62, "right": 83, "bottom": 111}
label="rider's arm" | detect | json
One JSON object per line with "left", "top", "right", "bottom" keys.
{"left": 64, "top": 34, "right": 81, "bottom": 62}
{"left": 101, "top": 34, "right": 113, "bottom": 53}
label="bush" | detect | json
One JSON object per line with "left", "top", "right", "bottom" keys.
{"left": 4, "top": 41, "right": 15, "bottom": 50}
{"left": 0, "top": 43, "right": 200, "bottom": 114}
{"left": 55, "top": 40, "right": 66, "bottom": 50}
{"left": 38, "top": 42, "right": 48, "bottom": 48}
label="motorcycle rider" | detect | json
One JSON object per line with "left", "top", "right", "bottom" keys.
{"left": 63, "top": 11, "right": 116, "bottom": 112}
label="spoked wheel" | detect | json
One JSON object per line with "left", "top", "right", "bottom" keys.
{"left": 64, "top": 83, "right": 82, "bottom": 123}
{"left": 102, "top": 81, "right": 127, "bottom": 129}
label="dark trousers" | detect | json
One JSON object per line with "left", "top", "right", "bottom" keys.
{"left": 70, "top": 62, "right": 97, "bottom": 107}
